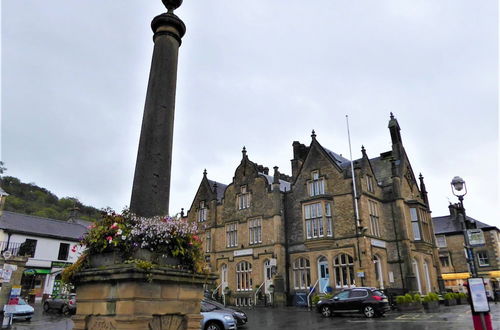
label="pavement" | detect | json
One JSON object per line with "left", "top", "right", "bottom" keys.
{"left": 5, "top": 301, "right": 500, "bottom": 329}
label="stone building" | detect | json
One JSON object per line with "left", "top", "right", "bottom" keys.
{"left": 432, "top": 205, "right": 500, "bottom": 298}
{"left": 186, "top": 114, "right": 441, "bottom": 306}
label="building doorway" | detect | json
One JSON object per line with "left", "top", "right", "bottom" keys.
{"left": 318, "top": 257, "right": 330, "bottom": 293}
{"left": 373, "top": 255, "right": 384, "bottom": 289}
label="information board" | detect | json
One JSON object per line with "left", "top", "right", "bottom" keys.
{"left": 468, "top": 278, "right": 490, "bottom": 313}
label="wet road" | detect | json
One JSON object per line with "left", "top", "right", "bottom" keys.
{"left": 7, "top": 301, "right": 500, "bottom": 329}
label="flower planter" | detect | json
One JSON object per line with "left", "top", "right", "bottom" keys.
{"left": 423, "top": 301, "right": 440, "bottom": 312}
{"left": 444, "top": 299, "right": 456, "bottom": 306}
{"left": 397, "top": 302, "right": 423, "bottom": 312}
{"left": 88, "top": 250, "right": 124, "bottom": 268}
{"left": 458, "top": 298, "right": 468, "bottom": 305}
{"left": 132, "top": 248, "right": 180, "bottom": 267}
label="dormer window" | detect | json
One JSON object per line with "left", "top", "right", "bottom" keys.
{"left": 308, "top": 171, "right": 325, "bottom": 196}
{"left": 197, "top": 201, "right": 207, "bottom": 222}
{"left": 238, "top": 186, "right": 251, "bottom": 210}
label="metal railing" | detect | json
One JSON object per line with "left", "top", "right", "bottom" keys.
{"left": 211, "top": 283, "right": 222, "bottom": 300}
{"left": 254, "top": 282, "right": 265, "bottom": 306}
{"left": 307, "top": 279, "right": 319, "bottom": 308}
{"left": 0, "top": 241, "right": 22, "bottom": 256}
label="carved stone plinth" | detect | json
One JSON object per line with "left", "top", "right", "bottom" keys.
{"left": 72, "top": 264, "right": 216, "bottom": 330}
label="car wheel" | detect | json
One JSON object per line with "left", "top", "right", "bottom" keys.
{"left": 320, "top": 305, "right": 332, "bottom": 317}
{"left": 61, "top": 305, "right": 71, "bottom": 316}
{"left": 363, "top": 305, "right": 375, "bottom": 318}
{"left": 205, "top": 321, "right": 222, "bottom": 330}
{"left": 43, "top": 302, "right": 50, "bottom": 312}
{"left": 26, "top": 318, "right": 32, "bottom": 322}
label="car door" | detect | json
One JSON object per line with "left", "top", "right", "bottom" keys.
{"left": 331, "top": 290, "right": 351, "bottom": 311}
{"left": 347, "top": 289, "right": 369, "bottom": 311}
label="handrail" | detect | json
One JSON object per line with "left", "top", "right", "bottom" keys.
{"left": 212, "top": 282, "right": 222, "bottom": 300}
{"left": 254, "top": 282, "right": 265, "bottom": 306}
{"left": 307, "top": 279, "right": 319, "bottom": 308}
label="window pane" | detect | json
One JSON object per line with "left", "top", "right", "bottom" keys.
{"left": 413, "top": 222, "right": 421, "bottom": 240}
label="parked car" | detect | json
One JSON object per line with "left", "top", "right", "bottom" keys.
{"left": 201, "top": 301, "right": 237, "bottom": 330}
{"left": 316, "top": 287, "right": 390, "bottom": 318}
{"left": 5, "top": 298, "right": 34, "bottom": 321}
{"left": 43, "top": 293, "right": 76, "bottom": 315}
{"left": 202, "top": 298, "right": 248, "bottom": 326}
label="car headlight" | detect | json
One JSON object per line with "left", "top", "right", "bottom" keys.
{"left": 234, "top": 312, "right": 244, "bottom": 317}
{"left": 223, "top": 315, "right": 233, "bottom": 321}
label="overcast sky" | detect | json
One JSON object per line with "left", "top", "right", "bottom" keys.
{"left": 2, "top": 1, "right": 498, "bottom": 228}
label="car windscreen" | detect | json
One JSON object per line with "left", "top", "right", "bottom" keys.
{"left": 372, "top": 290, "right": 385, "bottom": 297}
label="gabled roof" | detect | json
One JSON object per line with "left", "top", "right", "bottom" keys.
{"left": 207, "top": 179, "right": 227, "bottom": 202}
{"left": 259, "top": 173, "right": 291, "bottom": 192}
{"left": 0, "top": 211, "right": 89, "bottom": 241}
{"left": 432, "top": 214, "right": 494, "bottom": 235}
{"left": 323, "top": 147, "right": 351, "bottom": 169}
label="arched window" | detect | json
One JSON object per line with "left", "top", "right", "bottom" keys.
{"left": 293, "top": 257, "right": 311, "bottom": 289}
{"left": 236, "top": 261, "right": 252, "bottom": 291}
{"left": 423, "top": 261, "right": 432, "bottom": 293}
{"left": 373, "top": 255, "right": 384, "bottom": 289}
{"left": 412, "top": 259, "right": 422, "bottom": 293}
{"left": 333, "top": 254, "right": 355, "bottom": 288}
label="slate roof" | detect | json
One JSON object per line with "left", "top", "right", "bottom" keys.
{"left": 0, "top": 211, "right": 89, "bottom": 241}
{"left": 207, "top": 179, "right": 227, "bottom": 202}
{"left": 369, "top": 156, "right": 396, "bottom": 186}
{"left": 324, "top": 148, "right": 351, "bottom": 168}
{"left": 432, "top": 214, "right": 494, "bottom": 235}
{"left": 259, "top": 173, "right": 291, "bottom": 192}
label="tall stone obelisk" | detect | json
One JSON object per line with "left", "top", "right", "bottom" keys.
{"left": 130, "top": 0, "right": 186, "bottom": 217}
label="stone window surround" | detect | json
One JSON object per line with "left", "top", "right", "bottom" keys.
{"left": 236, "top": 261, "right": 252, "bottom": 291}
{"left": 333, "top": 253, "right": 356, "bottom": 288}
{"left": 248, "top": 218, "right": 262, "bottom": 245}
{"left": 237, "top": 185, "right": 251, "bottom": 210}
{"left": 436, "top": 235, "right": 447, "bottom": 248}
{"left": 197, "top": 200, "right": 207, "bottom": 222}
{"left": 476, "top": 251, "right": 490, "bottom": 267}
{"left": 307, "top": 170, "right": 326, "bottom": 197}
{"left": 302, "top": 201, "right": 333, "bottom": 239}
{"left": 292, "top": 257, "right": 311, "bottom": 290}
{"left": 368, "top": 199, "right": 381, "bottom": 237}
{"left": 226, "top": 222, "right": 238, "bottom": 248}
{"left": 366, "top": 174, "right": 375, "bottom": 193}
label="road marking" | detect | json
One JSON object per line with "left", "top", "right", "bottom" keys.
{"left": 395, "top": 314, "right": 433, "bottom": 320}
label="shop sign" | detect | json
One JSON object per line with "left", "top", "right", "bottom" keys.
{"left": 357, "top": 271, "right": 365, "bottom": 278}
{"left": 371, "top": 239, "right": 386, "bottom": 248}
{"left": 233, "top": 249, "right": 253, "bottom": 257}
{"left": 467, "top": 229, "right": 485, "bottom": 247}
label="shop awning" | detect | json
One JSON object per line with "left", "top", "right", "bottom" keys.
{"left": 441, "top": 272, "right": 471, "bottom": 280}
{"left": 24, "top": 269, "right": 51, "bottom": 275}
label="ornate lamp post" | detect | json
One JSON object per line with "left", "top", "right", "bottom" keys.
{"left": 450, "top": 176, "right": 477, "bottom": 277}
{"left": 451, "top": 176, "right": 493, "bottom": 330}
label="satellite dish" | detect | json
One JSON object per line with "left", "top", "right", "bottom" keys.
{"left": 2, "top": 250, "right": 12, "bottom": 259}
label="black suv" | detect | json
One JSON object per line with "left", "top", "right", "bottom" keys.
{"left": 316, "top": 287, "right": 390, "bottom": 318}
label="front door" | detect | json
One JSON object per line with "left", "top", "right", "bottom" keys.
{"left": 318, "top": 258, "right": 330, "bottom": 293}
{"left": 264, "top": 260, "right": 273, "bottom": 294}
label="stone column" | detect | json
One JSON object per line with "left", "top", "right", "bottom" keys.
{"left": 130, "top": 0, "right": 186, "bottom": 217}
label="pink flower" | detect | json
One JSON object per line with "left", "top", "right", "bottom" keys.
{"left": 110, "top": 222, "right": 119, "bottom": 230}
{"left": 71, "top": 245, "right": 77, "bottom": 252}
{"left": 106, "top": 236, "right": 113, "bottom": 243}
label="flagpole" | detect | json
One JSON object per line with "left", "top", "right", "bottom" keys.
{"left": 346, "top": 115, "right": 361, "bottom": 230}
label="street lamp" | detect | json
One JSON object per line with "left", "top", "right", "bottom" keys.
{"left": 450, "top": 176, "right": 476, "bottom": 277}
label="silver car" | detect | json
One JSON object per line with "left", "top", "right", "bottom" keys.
{"left": 201, "top": 301, "right": 237, "bottom": 330}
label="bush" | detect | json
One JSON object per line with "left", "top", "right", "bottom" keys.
{"left": 444, "top": 293, "right": 454, "bottom": 300}
{"left": 458, "top": 292, "right": 467, "bottom": 299}
{"left": 312, "top": 293, "right": 333, "bottom": 305}
{"left": 427, "top": 292, "right": 439, "bottom": 301}
{"left": 413, "top": 293, "right": 422, "bottom": 303}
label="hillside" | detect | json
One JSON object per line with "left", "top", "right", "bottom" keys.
{"left": 0, "top": 176, "right": 102, "bottom": 222}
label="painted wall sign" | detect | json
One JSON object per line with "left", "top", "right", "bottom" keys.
{"left": 467, "top": 229, "right": 485, "bottom": 247}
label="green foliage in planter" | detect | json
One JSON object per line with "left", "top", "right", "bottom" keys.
{"left": 444, "top": 293, "right": 455, "bottom": 300}
{"left": 427, "top": 292, "right": 440, "bottom": 301}
{"left": 396, "top": 294, "right": 415, "bottom": 304}
{"left": 413, "top": 293, "right": 422, "bottom": 303}
{"left": 312, "top": 294, "right": 333, "bottom": 305}
{"left": 458, "top": 292, "right": 468, "bottom": 299}
{"left": 61, "top": 253, "right": 88, "bottom": 285}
